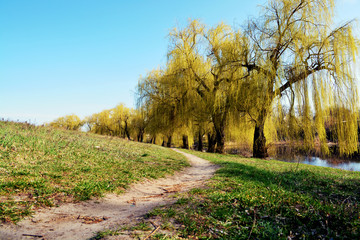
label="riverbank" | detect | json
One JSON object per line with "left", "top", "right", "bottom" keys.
{"left": 146, "top": 150, "right": 360, "bottom": 239}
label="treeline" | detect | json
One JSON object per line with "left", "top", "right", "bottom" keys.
{"left": 48, "top": 103, "right": 360, "bottom": 157}
{"left": 48, "top": 103, "right": 250, "bottom": 150}
{"left": 50, "top": 0, "right": 359, "bottom": 157}
{"left": 49, "top": 104, "right": 146, "bottom": 143}
{"left": 136, "top": 0, "right": 359, "bottom": 157}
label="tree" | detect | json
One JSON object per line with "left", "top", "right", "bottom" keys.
{"left": 87, "top": 110, "right": 113, "bottom": 135}
{"left": 86, "top": 104, "right": 134, "bottom": 140}
{"left": 131, "top": 108, "right": 147, "bottom": 142}
{"left": 324, "top": 106, "right": 358, "bottom": 155}
{"left": 167, "top": 20, "right": 249, "bottom": 153}
{"left": 49, "top": 114, "right": 83, "bottom": 130}
{"left": 112, "top": 104, "right": 132, "bottom": 139}
{"left": 237, "top": 0, "right": 359, "bottom": 157}
{"left": 136, "top": 0, "right": 358, "bottom": 157}
{"left": 137, "top": 67, "right": 193, "bottom": 147}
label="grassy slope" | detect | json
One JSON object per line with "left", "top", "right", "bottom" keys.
{"left": 148, "top": 150, "right": 360, "bottom": 240}
{"left": 0, "top": 121, "right": 188, "bottom": 223}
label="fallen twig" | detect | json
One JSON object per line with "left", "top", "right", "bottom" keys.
{"left": 22, "top": 234, "right": 44, "bottom": 238}
{"left": 149, "top": 221, "right": 158, "bottom": 228}
{"left": 247, "top": 209, "right": 257, "bottom": 240}
{"left": 143, "top": 222, "right": 161, "bottom": 240}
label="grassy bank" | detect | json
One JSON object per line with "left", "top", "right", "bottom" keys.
{"left": 147, "top": 150, "right": 360, "bottom": 239}
{"left": 0, "top": 121, "right": 188, "bottom": 223}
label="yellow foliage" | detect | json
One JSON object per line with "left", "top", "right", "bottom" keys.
{"left": 136, "top": 0, "right": 359, "bottom": 156}
{"left": 49, "top": 114, "right": 83, "bottom": 131}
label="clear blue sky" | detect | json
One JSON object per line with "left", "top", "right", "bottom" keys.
{"left": 1, "top": 0, "right": 359, "bottom": 124}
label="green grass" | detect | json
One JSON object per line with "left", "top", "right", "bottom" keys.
{"left": 0, "top": 121, "right": 189, "bottom": 223}
{"left": 90, "top": 228, "right": 120, "bottom": 240}
{"left": 150, "top": 150, "right": 360, "bottom": 239}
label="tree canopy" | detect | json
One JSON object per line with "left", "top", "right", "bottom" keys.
{"left": 50, "top": 0, "right": 359, "bottom": 158}
{"left": 137, "top": 0, "right": 359, "bottom": 157}
{"left": 49, "top": 114, "right": 83, "bottom": 131}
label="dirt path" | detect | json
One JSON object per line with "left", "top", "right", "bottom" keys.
{"left": 0, "top": 149, "right": 218, "bottom": 240}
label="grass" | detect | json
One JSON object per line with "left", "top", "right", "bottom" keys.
{"left": 0, "top": 121, "right": 189, "bottom": 223}
{"left": 149, "top": 150, "right": 360, "bottom": 239}
{"left": 91, "top": 220, "right": 175, "bottom": 239}
{"left": 90, "top": 228, "right": 120, "bottom": 240}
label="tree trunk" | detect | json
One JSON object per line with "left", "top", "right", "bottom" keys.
{"left": 137, "top": 131, "right": 144, "bottom": 142}
{"left": 197, "top": 131, "right": 203, "bottom": 151}
{"left": 182, "top": 135, "right": 189, "bottom": 149}
{"left": 215, "top": 127, "right": 225, "bottom": 153}
{"left": 124, "top": 121, "right": 131, "bottom": 140}
{"left": 253, "top": 112, "right": 268, "bottom": 158}
{"left": 207, "top": 133, "right": 216, "bottom": 153}
{"left": 166, "top": 135, "right": 172, "bottom": 148}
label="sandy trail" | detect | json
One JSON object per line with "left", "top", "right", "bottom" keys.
{"left": 0, "top": 149, "right": 218, "bottom": 240}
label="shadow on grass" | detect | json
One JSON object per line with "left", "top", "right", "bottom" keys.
{"left": 114, "top": 150, "right": 360, "bottom": 239}
{"left": 189, "top": 160, "right": 360, "bottom": 239}
{"left": 216, "top": 161, "right": 360, "bottom": 203}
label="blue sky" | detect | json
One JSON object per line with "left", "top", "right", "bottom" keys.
{"left": 0, "top": 0, "right": 359, "bottom": 124}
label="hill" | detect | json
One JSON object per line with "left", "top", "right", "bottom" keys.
{"left": 0, "top": 121, "right": 188, "bottom": 223}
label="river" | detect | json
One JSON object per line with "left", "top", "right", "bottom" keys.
{"left": 273, "top": 155, "right": 360, "bottom": 171}
{"left": 270, "top": 145, "right": 360, "bottom": 172}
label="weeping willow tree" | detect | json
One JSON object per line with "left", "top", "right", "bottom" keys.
{"left": 49, "top": 114, "right": 83, "bottom": 131}
{"left": 131, "top": 107, "right": 148, "bottom": 142}
{"left": 136, "top": 0, "right": 358, "bottom": 156}
{"left": 137, "top": 65, "right": 195, "bottom": 147}
{"left": 111, "top": 104, "right": 133, "bottom": 139}
{"left": 87, "top": 109, "right": 113, "bottom": 135}
{"left": 166, "top": 20, "right": 251, "bottom": 153}
{"left": 137, "top": 69, "right": 173, "bottom": 146}
{"left": 238, "top": 0, "right": 359, "bottom": 158}
{"left": 86, "top": 104, "right": 134, "bottom": 139}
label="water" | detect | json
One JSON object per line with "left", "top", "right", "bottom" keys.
{"left": 274, "top": 155, "right": 360, "bottom": 172}
{"left": 227, "top": 144, "right": 360, "bottom": 171}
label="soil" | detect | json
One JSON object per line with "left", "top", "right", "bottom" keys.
{"left": 0, "top": 149, "right": 219, "bottom": 240}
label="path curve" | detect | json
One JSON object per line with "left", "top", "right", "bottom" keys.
{"left": 0, "top": 149, "right": 219, "bottom": 240}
